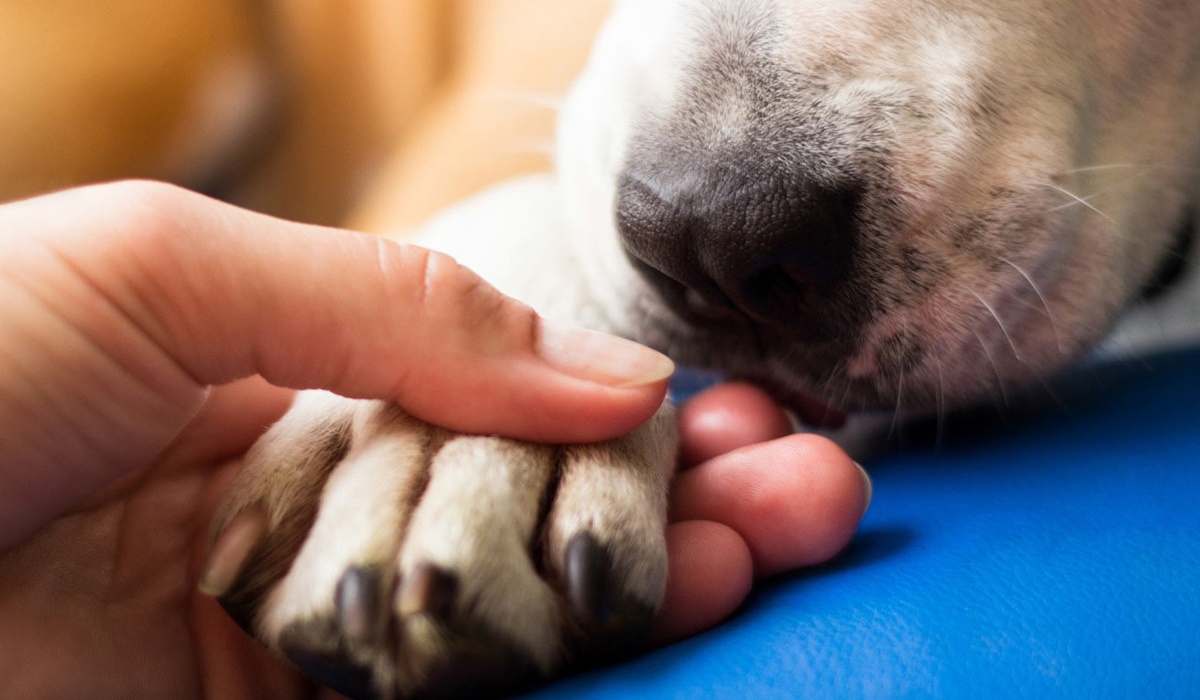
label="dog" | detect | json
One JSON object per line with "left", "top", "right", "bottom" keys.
{"left": 204, "top": 1, "right": 1200, "bottom": 696}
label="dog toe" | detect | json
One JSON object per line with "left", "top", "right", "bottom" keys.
{"left": 208, "top": 394, "right": 677, "bottom": 697}
{"left": 541, "top": 410, "right": 677, "bottom": 655}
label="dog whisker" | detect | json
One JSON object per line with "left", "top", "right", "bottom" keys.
{"left": 1041, "top": 167, "right": 1159, "bottom": 226}
{"left": 973, "top": 329, "right": 1010, "bottom": 408}
{"left": 1056, "top": 162, "right": 1198, "bottom": 177}
{"left": 887, "top": 365, "right": 905, "bottom": 442}
{"left": 830, "top": 362, "right": 856, "bottom": 416}
{"left": 971, "top": 291, "right": 1024, "bottom": 364}
{"left": 1055, "top": 163, "right": 1140, "bottom": 176}
{"left": 1034, "top": 181, "right": 1117, "bottom": 222}
{"left": 815, "top": 357, "right": 846, "bottom": 408}
{"left": 1032, "top": 373, "right": 1070, "bottom": 415}
{"left": 1076, "top": 168, "right": 1154, "bottom": 198}
{"left": 1000, "top": 258, "right": 1064, "bottom": 355}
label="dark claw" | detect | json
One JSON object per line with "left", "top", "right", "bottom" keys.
{"left": 561, "top": 533, "right": 659, "bottom": 666}
{"left": 336, "top": 566, "right": 387, "bottom": 645}
{"left": 279, "top": 618, "right": 377, "bottom": 700}
{"left": 565, "top": 532, "right": 611, "bottom": 625}
{"left": 397, "top": 563, "right": 459, "bottom": 621}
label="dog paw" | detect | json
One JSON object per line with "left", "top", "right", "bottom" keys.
{"left": 203, "top": 390, "right": 677, "bottom": 698}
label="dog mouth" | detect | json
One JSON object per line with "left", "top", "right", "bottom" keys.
{"left": 627, "top": 254, "right": 861, "bottom": 349}
{"left": 635, "top": 246, "right": 1062, "bottom": 420}
{"left": 772, "top": 383, "right": 850, "bottom": 429}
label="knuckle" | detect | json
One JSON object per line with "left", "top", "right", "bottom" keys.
{"left": 391, "top": 242, "right": 534, "bottom": 340}
{"left": 415, "top": 247, "right": 468, "bottom": 308}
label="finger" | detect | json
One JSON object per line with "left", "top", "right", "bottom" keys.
{"left": 4, "top": 181, "right": 672, "bottom": 443}
{"left": 70, "top": 377, "right": 295, "bottom": 512}
{"left": 677, "top": 382, "right": 794, "bottom": 468}
{"left": 0, "top": 181, "right": 670, "bottom": 547}
{"left": 168, "top": 377, "right": 297, "bottom": 466}
{"left": 650, "top": 520, "right": 753, "bottom": 645}
{"left": 669, "top": 434, "right": 870, "bottom": 577}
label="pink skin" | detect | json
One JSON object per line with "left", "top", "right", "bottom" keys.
{"left": 0, "top": 182, "right": 867, "bottom": 697}
{"left": 0, "top": 378, "right": 865, "bottom": 699}
{"left": 654, "top": 383, "right": 868, "bottom": 644}
{"left": 0, "top": 181, "right": 671, "bottom": 550}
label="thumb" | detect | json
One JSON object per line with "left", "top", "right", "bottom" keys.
{"left": 40, "top": 181, "right": 675, "bottom": 440}
{"left": 0, "top": 181, "right": 671, "bottom": 547}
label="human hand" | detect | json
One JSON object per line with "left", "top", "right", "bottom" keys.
{"left": 0, "top": 181, "right": 867, "bottom": 698}
{"left": 655, "top": 382, "right": 869, "bottom": 644}
{"left": 0, "top": 180, "right": 674, "bottom": 551}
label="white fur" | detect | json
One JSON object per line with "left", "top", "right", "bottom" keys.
{"left": 534, "top": 0, "right": 1200, "bottom": 413}
{"left": 219, "top": 2, "right": 1200, "bottom": 695}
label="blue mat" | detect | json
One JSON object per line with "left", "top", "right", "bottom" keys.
{"left": 527, "top": 347, "right": 1200, "bottom": 698}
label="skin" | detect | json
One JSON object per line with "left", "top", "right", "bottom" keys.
{"left": 0, "top": 181, "right": 868, "bottom": 699}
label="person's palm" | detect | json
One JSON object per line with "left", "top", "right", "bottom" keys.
{"left": 0, "top": 377, "right": 864, "bottom": 700}
{"left": 0, "top": 378, "right": 314, "bottom": 700}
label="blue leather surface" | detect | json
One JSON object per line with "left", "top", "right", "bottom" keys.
{"left": 527, "top": 348, "right": 1200, "bottom": 699}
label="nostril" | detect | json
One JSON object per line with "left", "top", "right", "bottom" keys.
{"left": 616, "top": 163, "right": 862, "bottom": 325}
{"left": 742, "top": 266, "right": 811, "bottom": 317}
{"left": 713, "top": 181, "right": 861, "bottom": 319}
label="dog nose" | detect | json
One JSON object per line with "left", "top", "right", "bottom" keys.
{"left": 615, "top": 168, "right": 860, "bottom": 323}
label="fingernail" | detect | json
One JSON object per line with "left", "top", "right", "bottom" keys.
{"left": 537, "top": 319, "right": 675, "bottom": 387}
{"left": 199, "top": 507, "right": 268, "bottom": 597}
{"left": 854, "top": 461, "right": 873, "bottom": 516}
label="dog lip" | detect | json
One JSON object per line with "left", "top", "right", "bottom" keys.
{"left": 768, "top": 383, "right": 848, "bottom": 429}
{"left": 632, "top": 257, "right": 748, "bottom": 324}
{"left": 681, "top": 286, "right": 751, "bottom": 322}
{"left": 635, "top": 256, "right": 849, "bottom": 342}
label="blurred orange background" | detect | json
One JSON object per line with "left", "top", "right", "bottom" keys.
{"left": 0, "top": 0, "right": 609, "bottom": 233}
